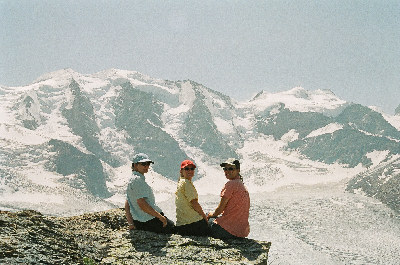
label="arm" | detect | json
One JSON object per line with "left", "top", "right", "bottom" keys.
{"left": 190, "top": 199, "right": 208, "bottom": 220}
{"left": 137, "top": 198, "right": 167, "bottom": 227}
{"left": 207, "top": 196, "right": 230, "bottom": 219}
{"left": 125, "top": 200, "right": 136, "bottom": 230}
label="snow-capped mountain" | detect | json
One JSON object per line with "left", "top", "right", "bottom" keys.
{"left": 1, "top": 69, "right": 399, "bottom": 215}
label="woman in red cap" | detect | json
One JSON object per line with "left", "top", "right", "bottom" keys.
{"left": 175, "top": 160, "right": 209, "bottom": 236}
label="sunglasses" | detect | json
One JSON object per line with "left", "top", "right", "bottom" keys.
{"left": 139, "top": 162, "right": 152, "bottom": 166}
{"left": 223, "top": 167, "right": 236, "bottom": 171}
{"left": 183, "top": 167, "right": 195, "bottom": 171}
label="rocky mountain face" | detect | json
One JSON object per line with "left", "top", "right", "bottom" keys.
{"left": 0, "top": 209, "right": 271, "bottom": 264}
{"left": 0, "top": 69, "right": 399, "bottom": 214}
{"left": 347, "top": 156, "right": 400, "bottom": 213}
{"left": 287, "top": 104, "right": 400, "bottom": 167}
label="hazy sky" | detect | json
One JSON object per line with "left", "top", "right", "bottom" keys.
{"left": 1, "top": 0, "right": 399, "bottom": 114}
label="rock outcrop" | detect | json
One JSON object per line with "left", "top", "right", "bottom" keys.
{"left": 0, "top": 209, "right": 271, "bottom": 264}
{"left": 347, "top": 156, "right": 400, "bottom": 213}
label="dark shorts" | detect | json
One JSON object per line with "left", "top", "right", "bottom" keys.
{"left": 176, "top": 219, "right": 210, "bottom": 236}
{"left": 133, "top": 212, "right": 175, "bottom": 234}
{"left": 208, "top": 218, "right": 239, "bottom": 239}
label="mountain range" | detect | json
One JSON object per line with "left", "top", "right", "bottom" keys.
{"left": 0, "top": 69, "right": 399, "bottom": 215}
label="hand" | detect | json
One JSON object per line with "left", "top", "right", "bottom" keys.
{"left": 159, "top": 215, "right": 167, "bottom": 227}
{"left": 207, "top": 212, "right": 214, "bottom": 219}
{"left": 201, "top": 212, "right": 208, "bottom": 222}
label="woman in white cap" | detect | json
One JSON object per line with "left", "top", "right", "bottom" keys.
{"left": 125, "top": 153, "right": 175, "bottom": 233}
{"left": 207, "top": 158, "right": 250, "bottom": 239}
{"left": 175, "top": 159, "right": 209, "bottom": 236}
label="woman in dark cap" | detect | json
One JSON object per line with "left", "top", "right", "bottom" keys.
{"left": 207, "top": 158, "right": 250, "bottom": 239}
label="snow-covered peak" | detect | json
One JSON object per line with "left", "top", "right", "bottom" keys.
{"left": 33, "top": 68, "right": 81, "bottom": 84}
{"left": 92, "top": 68, "right": 155, "bottom": 82}
{"left": 282, "top": 86, "right": 310, "bottom": 99}
{"left": 247, "top": 86, "right": 348, "bottom": 115}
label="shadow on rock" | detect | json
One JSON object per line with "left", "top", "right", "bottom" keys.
{"left": 161, "top": 233, "right": 271, "bottom": 264}
{"left": 221, "top": 237, "right": 272, "bottom": 262}
{"left": 128, "top": 230, "right": 172, "bottom": 257}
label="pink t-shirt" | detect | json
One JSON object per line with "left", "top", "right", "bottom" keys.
{"left": 214, "top": 178, "right": 250, "bottom": 237}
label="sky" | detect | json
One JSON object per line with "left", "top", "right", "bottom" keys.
{"left": 1, "top": 0, "right": 400, "bottom": 114}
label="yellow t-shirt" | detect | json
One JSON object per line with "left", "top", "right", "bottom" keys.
{"left": 175, "top": 178, "right": 203, "bottom": 226}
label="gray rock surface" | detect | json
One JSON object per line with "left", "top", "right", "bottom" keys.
{"left": 0, "top": 209, "right": 271, "bottom": 264}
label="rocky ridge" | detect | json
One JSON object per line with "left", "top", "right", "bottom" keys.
{"left": 0, "top": 209, "right": 271, "bottom": 264}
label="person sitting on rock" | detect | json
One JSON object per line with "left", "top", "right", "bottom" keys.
{"left": 175, "top": 160, "right": 209, "bottom": 236}
{"left": 207, "top": 158, "right": 250, "bottom": 239}
{"left": 125, "top": 153, "right": 174, "bottom": 233}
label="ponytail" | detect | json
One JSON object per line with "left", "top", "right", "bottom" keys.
{"left": 239, "top": 174, "right": 243, "bottom": 182}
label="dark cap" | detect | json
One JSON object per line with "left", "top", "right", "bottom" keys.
{"left": 220, "top": 158, "right": 240, "bottom": 169}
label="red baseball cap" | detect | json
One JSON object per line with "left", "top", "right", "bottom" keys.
{"left": 181, "top": 160, "right": 196, "bottom": 169}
